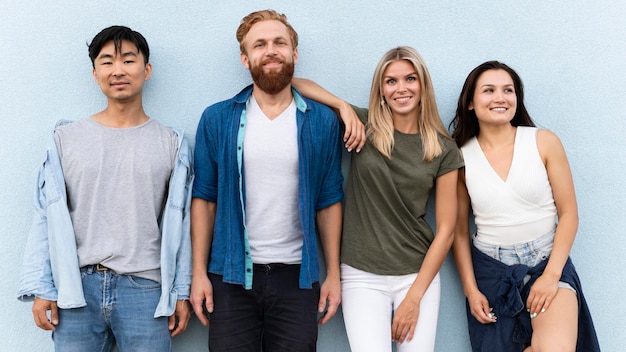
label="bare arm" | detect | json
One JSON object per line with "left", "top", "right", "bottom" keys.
{"left": 315, "top": 201, "right": 342, "bottom": 325}
{"left": 292, "top": 78, "right": 365, "bottom": 152}
{"left": 189, "top": 198, "right": 217, "bottom": 326}
{"left": 451, "top": 169, "right": 496, "bottom": 324}
{"left": 392, "top": 169, "right": 459, "bottom": 343}
{"left": 526, "top": 129, "right": 578, "bottom": 315}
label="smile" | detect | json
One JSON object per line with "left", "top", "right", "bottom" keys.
{"left": 394, "top": 97, "right": 412, "bottom": 103}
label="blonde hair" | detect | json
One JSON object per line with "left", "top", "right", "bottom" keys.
{"left": 367, "top": 46, "right": 451, "bottom": 161}
{"left": 236, "top": 9, "right": 299, "bottom": 54}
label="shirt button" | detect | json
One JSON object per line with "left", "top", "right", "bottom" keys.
{"left": 246, "top": 268, "right": 251, "bottom": 273}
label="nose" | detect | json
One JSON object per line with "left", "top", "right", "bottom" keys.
{"left": 266, "top": 43, "right": 278, "bottom": 55}
{"left": 112, "top": 60, "right": 125, "bottom": 76}
{"left": 493, "top": 89, "right": 504, "bottom": 102}
{"left": 397, "top": 80, "right": 408, "bottom": 92}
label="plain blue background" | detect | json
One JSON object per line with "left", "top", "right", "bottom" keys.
{"left": 1, "top": 1, "right": 624, "bottom": 351}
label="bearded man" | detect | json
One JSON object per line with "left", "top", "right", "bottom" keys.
{"left": 189, "top": 9, "right": 346, "bottom": 352}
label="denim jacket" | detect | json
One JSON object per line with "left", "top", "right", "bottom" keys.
{"left": 17, "top": 119, "right": 194, "bottom": 318}
{"left": 468, "top": 243, "right": 600, "bottom": 352}
{"left": 193, "top": 85, "right": 344, "bottom": 289}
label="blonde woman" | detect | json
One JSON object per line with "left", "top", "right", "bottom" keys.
{"left": 293, "top": 46, "right": 463, "bottom": 352}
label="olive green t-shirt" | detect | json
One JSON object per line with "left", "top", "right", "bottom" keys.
{"left": 341, "top": 107, "right": 464, "bottom": 275}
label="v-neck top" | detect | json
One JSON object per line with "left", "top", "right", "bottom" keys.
{"left": 461, "top": 126, "right": 557, "bottom": 245}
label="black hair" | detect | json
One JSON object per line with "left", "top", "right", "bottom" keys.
{"left": 88, "top": 25, "right": 149, "bottom": 67}
{"left": 449, "top": 61, "right": 535, "bottom": 148}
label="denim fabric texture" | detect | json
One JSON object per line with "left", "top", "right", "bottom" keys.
{"left": 192, "top": 85, "right": 344, "bottom": 289}
{"left": 52, "top": 267, "right": 170, "bottom": 352}
{"left": 207, "top": 265, "right": 320, "bottom": 352}
{"left": 468, "top": 241, "right": 600, "bottom": 352}
{"left": 473, "top": 230, "right": 554, "bottom": 267}
{"left": 18, "top": 120, "right": 194, "bottom": 317}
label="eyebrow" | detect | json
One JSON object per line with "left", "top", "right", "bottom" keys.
{"left": 480, "top": 83, "right": 514, "bottom": 88}
{"left": 384, "top": 72, "right": 418, "bottom": 79}
{"left": 97, "top": 51, "right": 138, "bottom": 60}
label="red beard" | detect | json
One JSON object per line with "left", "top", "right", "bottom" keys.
{"left": 250, "top": 59, "right": 294, "bottom": 95}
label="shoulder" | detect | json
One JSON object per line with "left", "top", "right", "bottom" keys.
{"left": 202, "top": 85, "right": 252, "bottom": 119}
{"left": 53, "top": 118, "right": 89, "bottom": 136}
{"left": 535, "top": 128, "right": 566, "bottom": 162}
{"left": 302, "top": 98, "right": 340, "bottom": 127}
{"left": 536, "top": 128, "right": 563, "bottom": 152}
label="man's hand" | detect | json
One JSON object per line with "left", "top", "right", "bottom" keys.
{"left": 32, "top": 297, "right": 58, "bottom": 330}
{"left": 168, "top": 299, "right": 191, "bottom": 336}
{"left": 190, "top": 274, "right": 214, "bottom": 326}
{"left": 317, "top": 275, "right": 341, "bottom": 325}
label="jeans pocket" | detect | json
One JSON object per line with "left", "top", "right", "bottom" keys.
{"left": 126, "top": 276, "right": 161, "bottom": 289}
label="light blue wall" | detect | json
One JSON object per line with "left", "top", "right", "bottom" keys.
{"left": 1, "top": 1, "right": 624, "bottom": 351}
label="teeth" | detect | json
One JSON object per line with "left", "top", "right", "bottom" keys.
{"left": 491, "top": 107, "right": 507, "bottom": 111}
{"left": 396, "top": 97, "right": 410, "bottom": 103}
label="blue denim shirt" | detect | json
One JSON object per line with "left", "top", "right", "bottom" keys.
{"left": 469, "top": 243, "right": 600, "bottom": 352}
{"left": 193, "top": 85, "right": 344, "bottom": 289}
{"left": 18, "top": 120, "right": 194, "bottom": 318}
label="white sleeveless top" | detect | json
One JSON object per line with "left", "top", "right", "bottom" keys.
{"left": 462, "top": 127, "right": 557, "bottom": 245}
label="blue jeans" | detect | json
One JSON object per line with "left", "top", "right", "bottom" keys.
{"left": 52, "top": 266, "right": 170, "bottom": 352}
{"left": 473, "top": 230, "right": 575, "bottom": 292}
{"left": 208, "top": 264, "right": 320, "bottom": 352}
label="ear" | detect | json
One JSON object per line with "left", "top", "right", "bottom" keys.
{"left": 468, "top": 102, "right": 474, "bottom": 111}
{"left": 240, "top": 53, "right": 250, "bottom": 70}
{"left": 292, "top": 48, "right": 298, "bottom": 65}
{"left": 92, "top": 68, "right": 98, "bottom": 83}
{"left": 144, "top": 62, "right": 153, "bottom": 81}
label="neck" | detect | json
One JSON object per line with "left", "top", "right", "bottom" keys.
{"left": 92, "top": 100, "right": 149, "bottom": 128}
{"left": 392, "top": 113, "right": 419, "bottom": 134}
{"left": 476, "top": 123, "right": 516, "bottom": 149}
{"left": 252, "top": 84, "right": 293, "bottom": 120}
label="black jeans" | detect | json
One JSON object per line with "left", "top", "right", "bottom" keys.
{"left": 208, "top": 264, "right": 321, "bottom": 352}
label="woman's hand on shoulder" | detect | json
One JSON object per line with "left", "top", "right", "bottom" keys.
{"left": 338, "top": 101, "right": 365, "bottom": 153}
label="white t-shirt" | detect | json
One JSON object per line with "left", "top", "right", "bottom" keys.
{"left": 243, "top": 96, "right": 303, "bottom": 264}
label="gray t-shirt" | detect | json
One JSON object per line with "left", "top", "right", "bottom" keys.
{"left": 341, "top": 107, "right": 464, "bottom": 275}
{"left": 54, "top": 118, "right": 177, "bottom": 282}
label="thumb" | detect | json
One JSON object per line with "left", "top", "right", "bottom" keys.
{"left": 50, "top": 302, "right": 59, "bottom": 325}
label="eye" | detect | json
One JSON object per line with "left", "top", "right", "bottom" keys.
{"left": 386, "top": 79, "right": 396, "bottom": 85}
{"left": 407, "top": 76, "right": 417, "bottom": 82}
{"left": 124, "top": 60, "right": 135, "bottom": 64}
{"left": 483, "top": 88, "right": 493, "bottom": 93}
{"left": 504, "top": 88, "right": 515, "bottom": 93}
{"left": 254, "top": 42, "right": 265, "bottom": 48}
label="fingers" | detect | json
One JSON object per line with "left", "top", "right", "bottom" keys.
{"left": 32, "top": 298, "right": 57, "bottom": 331}
{"left": 343, "top": 123, "right": 366, "bottom": 153}
{"left": 190, "top": 297, "right": 210, "bottom": 326}
{"left": 169, "top": 300, "right": 191, "bottom": 337}
{"left": 391, "top": 317, "right": 414, "bottom": 344}
{"left": 526, "top": 286, "right": 556, "bottom": 319}
{"left": 190, "top": 276, "right": 214, "bottom": 326}
{"left": 317, "top": 282, "right": 341, "bottom": 325}
{"left": 317, "top": 297, "right": 339, "bottom": 325}
{"left": 468, "top": 294, "right": 496, "bottom": 324}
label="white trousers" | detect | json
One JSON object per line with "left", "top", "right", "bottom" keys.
{"left": 340, "top": 264, "right": 441, "bottom": 352}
